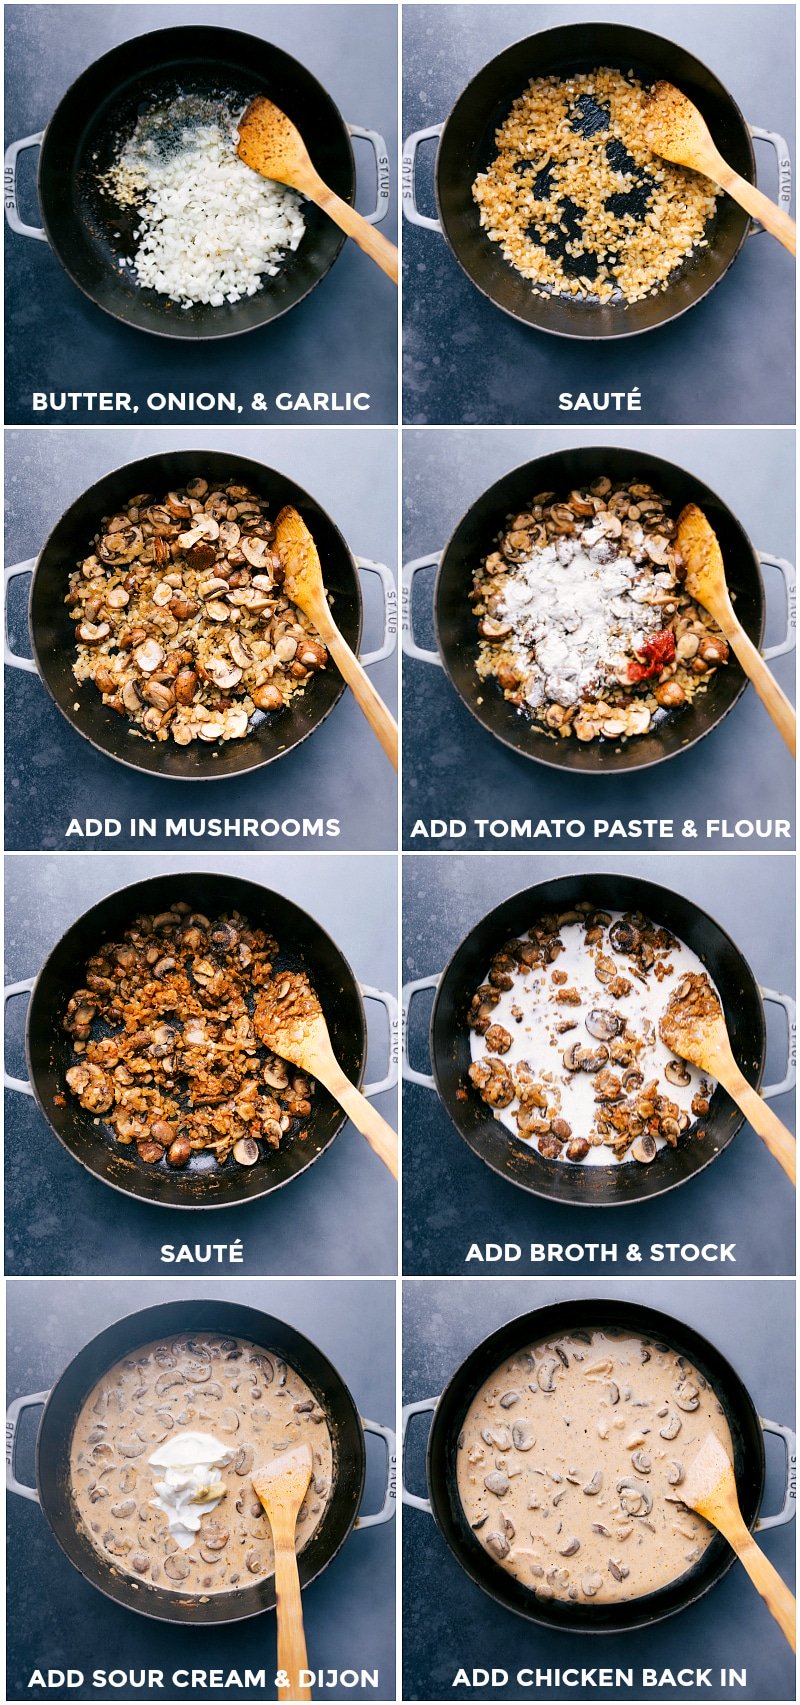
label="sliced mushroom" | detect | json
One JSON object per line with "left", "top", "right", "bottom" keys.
{"left": 583, "top": 1471, "right": 603, "bottom": 1496}
{"left": 499, "top": 1390, "right": 520, "bottom": 1409}
{"left": 117, "top": 1435, "right": 147, "bottom": 1459}
{"left": 203, "top": 657, "right": 243, "bottom": 690}
{"left": 134, "top": 639, "right": 165, "bottom": 673}
{"left": 164, "top": 1553, "right": 191, "bottom": 1581}
{"left": 581, "top": 1571, "right": 603, "bottom": 1597}
{"left": 486, "top": 1531, "right": 510, "bottom": 1559}
{"left": 178, "top": 517, "right": 219, "bottom": 548}
{"left": 666, "top": 1460, "right": 685, "bottom": 1486}
{"left": 659, "top": 1411, "right": 682, "bottom": 1441}
{"left": 234, "top": 1445, "right": 255, "bottom": 1477}
{"left": 484, "top": 1471, "right": 510, "bottom": 1497}
{"left": 77, "top": 620, "right": 111, "bottom": 645}
{"left": 585, "top": 1009, "right": 622, "bottom": 1041}
{"left": 558, "top": 1535, "right": 580, "bottom": 1557}
{"left": 241, "top": 537, "right": 273, "bottom": 570}
{"left": 675, "top": 1381, "right": 701, "bottom": 1412}
{"left": 630, "top": 1451, "right": 651, "bottom": 1475}
{"left": 631, "top": 1133, "right": 658, "bottom": 1164}
{"left": 616, "top": 1479, "right": 653, "bottom": 1517}
{"left": 512, "top": 1423, "right": 535, "bottom": 1451}
{"left": 537, "top": 1358, "right": 559, "bottom": 1393}
{"left": 233, "top": 1137, "right": 259, "bottom": 1166}
{"left": 664, "top": 1059, "right": 691, "bottom": 1087}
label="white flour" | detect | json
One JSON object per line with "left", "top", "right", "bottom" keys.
{"left": 496, "top": 532, "right": 672, "bottom": 710}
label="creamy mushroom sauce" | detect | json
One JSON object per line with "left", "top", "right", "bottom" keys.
{"left": 467, "top": 907, "right": 718, "bottom": 1166}
{"left": 457, "top": 1330, "right": 733, "bottom": 1605}
{"left": 70, "top": 1333, "right": 333, "bottom": 1595}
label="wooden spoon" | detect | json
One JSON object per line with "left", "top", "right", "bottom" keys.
{"left": 660, "top": 971, "right": 795, "bottom": 1184}
{"left": 676, "top": 503, "right": 796, "bottom": 757}
{"left": 253, "top": 1445, "right": 314, "bottom": 1702}
{"left": 644, "top": 81, "right": 796, "bottom": 255}
{"left": 254, "top": 971, "right": 398, "bottom": 1179}
{"left": 237, "top": 96, "right": 398, "bottom": 283}
{"left": 682, "top": 1431, "right": 796, "bottom": 1650}
{"left": 273, "top": 505, "right": 398, "bottom": 770}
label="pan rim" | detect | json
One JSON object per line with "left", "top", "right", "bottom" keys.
{"left": 22, "top": 868, "right": 370, "bottom": 1209}
{"left": 30, "top": 1297, "right": 368, "bottom": 1624}
{"left": 429, "top": 442, "right": 764, "bottom": 773}
{"left": 23, "top": 445, "right": 363, "bottom": 779}
{"left": 35, "top": 24, "right": 354, "bottom": 341}
{"left": 431, "top": 21, "right": 755, "bottom": 341}
{"left": 422, "top": 1295, "right": 768, "bottom": 1631}
{"left": 426, "top": 868, "right": 767, "bottom": 1205}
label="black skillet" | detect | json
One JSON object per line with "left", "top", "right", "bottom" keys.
{"left": 7, "top": 871, "right": 372, "bottom": 1208}
{"left": 7, "top": 1299, "right": 387, "bottom": 1624}
{"left": 402, "top": 1297, "right": 795, "bottom": 1631}
{"left": 403, "top": 444, "right": 787, "bottom": 775}
{"left": 403, "top": 23, "right": 784, "bottom": 338}
{"left": 403, "top": 872, "right": 784, "bottom": 1206}
{"left": 10, "top": 27, "right": 360, "bottom": 338}
{"left": 10, "top": 448, "right": 366, "bottom": 780}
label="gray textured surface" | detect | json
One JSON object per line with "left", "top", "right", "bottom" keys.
{"left": 402, "top": 852, "right": 795, "bottom": 1276}
{"left": 7, "top": 1278, "right": 395, "bottom": 1701}
{"left": 4, "top": 427, "right": 399, "bottom": 851}
{"left": 402, "top": 426, "right": 796, "bottom": 850}
{"left": 402, "top": 3, "right": 796, "bottom": 424}
{"left": 5, "top": 853, "right": 398, "bottom": 1275}
{"left": 5, "top": 4, "right": 398, "bottom": 425}
{"left": 402, "top": 1278, "right": 796, "bottom": 1701}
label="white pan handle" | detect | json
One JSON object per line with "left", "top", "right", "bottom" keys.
{"left": 6, "top": 1391, "right": 49, "bottom": 1501}
{"left": 4, "top": 134, "right": 47, "bottom": 240}
{"left": 4, "top": 979, "right": 35, "bottom": 1095}
{"left": 4, "top": 561, "right": 38, "bottom": 672}
{"left": 360, "top": 985, "right": 399, "bottom": 1097}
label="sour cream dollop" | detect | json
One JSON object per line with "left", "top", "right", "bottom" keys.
{"left": 149, "top": 1431, "right": 233, "bottom": 1550}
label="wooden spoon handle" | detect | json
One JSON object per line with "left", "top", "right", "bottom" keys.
{"left": 715, "top": 163, "right": 796, "bottom": 255}
{"left": 726, "top": 1521, "right": 797, "bottom": 1650}
{"left": 726, "top": 1070, "right": 796, "bottom": 1184}
{"left": 318, "top": 619, "right": 398, "bottom": 769}
{"left": 273, "top": 1529, "right": 312, "bottom": 1701}
{"left": 328, "top": 1068, "right": 399, "bottom": 1177}
{"left": 306, "top": 174, "right": 398, "bottom": 282}
{"left": 716, "top": 615, "right": 796, "bottom": 756}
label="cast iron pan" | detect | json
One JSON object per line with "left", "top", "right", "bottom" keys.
{"left": 430, "top": 23, "right": 756, "bottom": 337}
{"left": 20, "top": 871, "right": 368, "bottom": 1207}
{"left": 422, "top": 872, "right": 765, "bottom": 1205}
{"left": 24, "top": 1299, "right": 367, "bottom": 1623}
{"left": 35, "top": 27, "right": 356, "bottom": 338}
{"left": 431, "top": 444, "right": 763, "bottom": 773}
{"left": 421, "top": 1297, "right": 769, "bottom": 1630}
{"left": 25, "top": 448, "right": 361, "bottom": 779}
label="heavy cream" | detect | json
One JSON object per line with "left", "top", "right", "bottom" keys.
{"left": 149, "top": 1432, "right": 233, "bottom": 1550}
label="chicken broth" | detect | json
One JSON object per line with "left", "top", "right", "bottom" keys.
{"left": 70, "top": 1332, "right": 334, "bottom": 1594}
{"left": 457, "top": 1329, "right": 733, "bottom": 1605}
{"left": 467, "top": 905, "right": 718, "bottom": 1166}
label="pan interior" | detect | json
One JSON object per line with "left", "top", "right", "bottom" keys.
{"left": 39, "top": 28, "right": 354, "bottom": 337}
{"left": 26, "top": 871, "right": 367, "bottom": 1207}
{"left": 431, "top": 871, "right": 765, "bottom": 1206}
{"left": 435, "top": 445, "right": 763, "bottom": 772}
{"left": 437, "top": 24, "right": 754, "bottom": 336}
{"left": 29, "top": 447, "right": 361, "bottom": 779}
{"left": 431, "top": 1298, "right": 763, "bottom": 1631}
{"left": 35, "top": 1300, "right": 366, "bottom": 1624}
